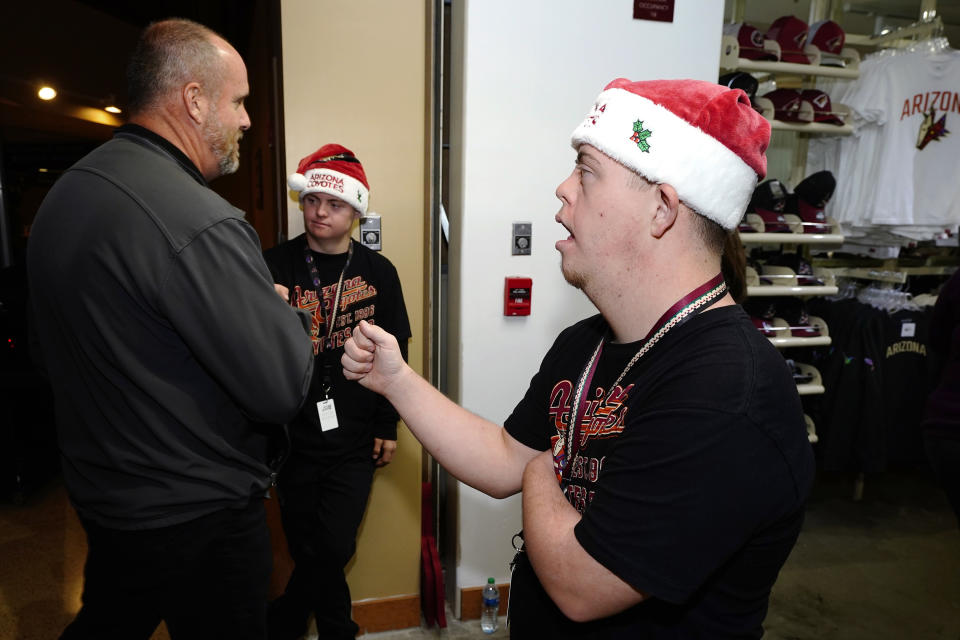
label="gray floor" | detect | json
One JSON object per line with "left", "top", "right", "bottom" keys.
{"left": 357, "top": 468, "right": 960, "bottom": 639}
{"left": 2, "top": 467, "right": 958, "bottom": 639}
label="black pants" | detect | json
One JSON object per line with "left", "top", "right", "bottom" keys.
{"left": 60, "top": 498, "right": 271, "bottom": 640}
{"left": 923, "top": 431, "right": 960, "bottom": 528}
{"left": 270, "top": 450, "right": 375, "bottom": 640}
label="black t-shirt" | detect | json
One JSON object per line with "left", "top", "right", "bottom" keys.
{"left": 505, "top": 306, "right": 814, "bottom": 639}
{"left": 263, "top": 235, "right": 411, "bottom": 473}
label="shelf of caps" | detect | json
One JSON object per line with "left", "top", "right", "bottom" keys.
{"left": 719, "top": 36, "right": 861, "bottom": 79}
{"left": 747, "top": 284, "right": 839, "bottom": 297}
{"left": 762, "top": 315, "right": 832, "bottom": 348}
{"left": 746, "top": 266, "right": 839, "bottom": 297}
{"left": 767, "top": 118, "right": 853, "bottom": 136}
{"left": 740, "top": 215, "right": 845, "bottom": 244}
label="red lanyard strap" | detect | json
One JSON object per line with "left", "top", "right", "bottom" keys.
{"left": 302, "top": 239, "right": 354, "bottom": 352}
{"left": 559, "top": 273, "right": 727, "bottom": 485}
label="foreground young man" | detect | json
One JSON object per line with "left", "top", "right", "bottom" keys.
{"left": 343, "top": 78, "right": 814, "bottom": 638}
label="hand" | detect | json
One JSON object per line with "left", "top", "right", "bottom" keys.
{"left": 372, "top": 438, "right": 397, "bottom": 467}
{"left": 342, "top": 320, "right": 408, "bottom": 395}
{"left": 273, "top": 283, "right": 290, "bottom": 302}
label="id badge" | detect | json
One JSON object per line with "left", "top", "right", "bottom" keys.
{"left": 317, "top": 399, "right": 339, "bottom": 431}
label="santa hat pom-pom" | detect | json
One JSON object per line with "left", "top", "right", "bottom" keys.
{"left": 288, "top": 172, "right": 307, "bottom": 192}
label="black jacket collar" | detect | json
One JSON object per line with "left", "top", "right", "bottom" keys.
{"left": 114, "top": 123, "right": 207, "bottom": 187}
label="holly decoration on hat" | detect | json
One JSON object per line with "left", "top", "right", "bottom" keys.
{"left": 631, "top": 120, "right": 652, "bottom": 152}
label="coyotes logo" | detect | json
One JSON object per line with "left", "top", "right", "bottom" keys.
{"left": 548, "top": 379, "right": 633, "bottom": 483}
{"left": 585, "top": 102, "right": 606, "bottom": 126}
{"left": 916, "top": 107, "right": 950, "bottom": 150}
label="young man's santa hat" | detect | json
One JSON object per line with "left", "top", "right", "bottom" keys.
{"left": 571, "top": 78, "right": 771, "bottom": 231}
{"left": 288, "top": 144, "right": 370, "bottom": 215}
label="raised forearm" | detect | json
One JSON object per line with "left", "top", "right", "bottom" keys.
{"left": 381, "top": 364, "right": 536, "bottom": 498}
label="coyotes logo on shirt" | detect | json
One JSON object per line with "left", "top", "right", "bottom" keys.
{"left": 547, "top": 379, "right": 634, "bottom": 513}
{"left": 291, "top": 276, "right": 378, "bottom": 354}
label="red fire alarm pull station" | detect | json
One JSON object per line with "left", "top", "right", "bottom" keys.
{"left": 504, "top": 277, "right": 532, "bottom": 316}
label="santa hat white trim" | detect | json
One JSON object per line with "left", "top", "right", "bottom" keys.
{"left": 289, "top": 168, "right": 369, "bottom": 215}
{"left": 571, "top": 87, "right": 758, "bottom": 230}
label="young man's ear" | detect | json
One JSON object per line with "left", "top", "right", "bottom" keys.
{"left": 650, "top": 183, "right": 680, "bottom": 238}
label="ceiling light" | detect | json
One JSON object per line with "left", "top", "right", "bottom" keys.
{"left": 38, "top": 86, "right": 57, "bottom": 100}
{"left": 104, "top": 105, "right": 121, "bottom": 114}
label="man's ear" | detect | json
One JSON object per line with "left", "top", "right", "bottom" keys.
{"left": 183, "top": 82, "right": 204, "bottom": 125}
{"left": 650, "top": 183, "right": 680, "bottom": 238}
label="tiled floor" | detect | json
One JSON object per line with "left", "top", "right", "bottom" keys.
{"left": 3, "top": 469, "right": 960, "bottom": 639}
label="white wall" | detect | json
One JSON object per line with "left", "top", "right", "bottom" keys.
{"left": 447, "top": 0, "right": 725, "bottom": 613}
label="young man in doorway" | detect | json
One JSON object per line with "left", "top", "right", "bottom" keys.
{"left": 263, "top": 145, "right": 411, "bottom": 640}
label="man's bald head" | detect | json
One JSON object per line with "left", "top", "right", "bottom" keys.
{"left": 126, "top": 18, "right": 229, "bottom": 116}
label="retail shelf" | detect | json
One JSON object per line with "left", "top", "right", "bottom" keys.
{"left": 748, "top": 285, "right": 839, "bottom": 297}
{"left": 768, "top": 119, "right": 853, "bottom": 136}
{"left": 740, "top": 215, "right": 845, "bottom": 243}
{"left": 797, "top": 383, "right": 826, "bottom": 395}
{"left": 795, "top": 362, "right": 825, "bottom": 396}
{"left": 741, "top": 230, "right": 846, "bottom": 244}
{"left": 760, "top": 315, "right": 831, "bottom": 348}
{"left": 719, "top": 36, "right": 861, "bottom": 79}
{"left": 805, "top": 414, "right": 818, "bottom": 444}
{"left": 746, "top": 266, "right": 839, "bottom": 297}
{"left": 770, "top": 335, "right": 832, "bottom": 348}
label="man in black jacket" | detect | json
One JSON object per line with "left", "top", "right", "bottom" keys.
{"left": 27, "top": 18, "right": 313, "bottom": 639}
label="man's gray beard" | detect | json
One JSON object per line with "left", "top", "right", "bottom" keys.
{"left": 203, "top": 111, "right": 240, "bottom": 177}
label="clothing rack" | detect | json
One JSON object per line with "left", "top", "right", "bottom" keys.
{"left": 845, "top": 16, "right": 945, "bottom": 49}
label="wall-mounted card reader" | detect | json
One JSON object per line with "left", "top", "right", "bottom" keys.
{"left": 504, "top": 277, "right": 532, "bottom": 316}
{"left": 512, "top": 222, "right": 531, "bottom": 255}
{"left": 360, "top": 212, "right": 381, "bottom": 251}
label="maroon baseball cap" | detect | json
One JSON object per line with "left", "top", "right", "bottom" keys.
{"left": 765, "top": 16, "right": 811, "bottom": 64}
{"left": 724, "top": 22, "right": 778, "bottom": 61}
{"left": 778, "top": 298, "right": 821, "bottom": 337}
{"left": 763, "top": 89, "right": 814, "bottom": 123}
{"left": 808, "top": 20, "right": 845, "bottom": 55}
{"left": 749, "top": 179, "right": 791, "bottom": 233}
{"left": 794, "top": 170, "right": 836, "bottom": 233}
{"left": 800, "top": 89, "right": 845, "bottom": 125}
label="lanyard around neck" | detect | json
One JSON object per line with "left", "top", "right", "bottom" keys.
{"left": 302, "top": 239, "right": 354, "bottom": 352}
{"left": 559, "top": 273, "right": 728, "bottom": 486}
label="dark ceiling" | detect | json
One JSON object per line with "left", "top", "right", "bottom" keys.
{"left": 0, "top": 0, "right": 262, "bottom": 263}
{"left": 0, "top": 0, "right": 256, "bottom": 145}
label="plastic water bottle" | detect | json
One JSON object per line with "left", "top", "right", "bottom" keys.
{"left": 481, "top": 577, "right": 499, "bottom": 634}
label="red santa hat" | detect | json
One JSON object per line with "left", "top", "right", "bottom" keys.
{"left": 288, "top": 144, "right": 370, "bottom": 215}
{"left": 570, "top": 78, "right": 771, "bottom": 231}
